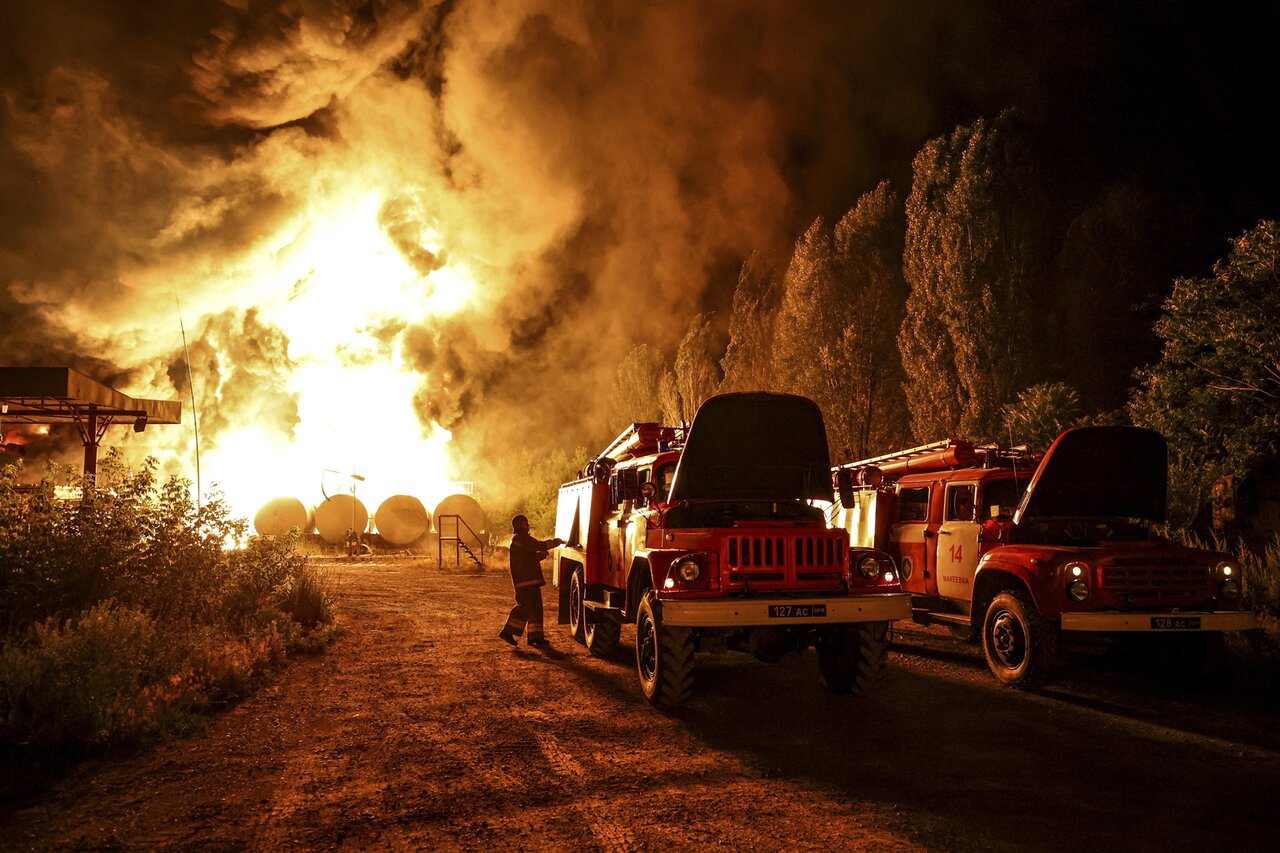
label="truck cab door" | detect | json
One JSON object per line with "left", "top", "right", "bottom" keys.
{"left": 610, "top": 467, "right": 648, "bottom": 589}
{"left": 936, "top": 481, "right": 980, "bottom": 602}
{"left": 890, "top": 484, "right": 932, "bottom": 595}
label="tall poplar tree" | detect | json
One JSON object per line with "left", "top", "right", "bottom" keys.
{"left": 606, "top": 343, "right": 666, "bottom": 430}
{"left": 769, "top": 184, "right": 910, "bottom": 461}
{"left": 719, "top": 253, "right": 780, "bottom": 393}
{"left": 672, "top": 313, "right": 720, "bottom": 425}
{"left": 901, "top": 111, "right": 1051, "bottom": 442}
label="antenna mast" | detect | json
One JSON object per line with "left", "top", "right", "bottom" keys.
{"left": 177, "top": 300, "right": 202, "bottom": 511}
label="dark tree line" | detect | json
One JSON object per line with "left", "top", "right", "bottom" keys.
{"left": 607, "top": 110, "right": 1280, "bottom": 529}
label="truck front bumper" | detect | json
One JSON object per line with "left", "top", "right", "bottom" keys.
{"left": 660, "top": 592, "right": 911, "bottom": 628}
{"left": 1060, "top": 610, "right": 1257, "bottom": 632}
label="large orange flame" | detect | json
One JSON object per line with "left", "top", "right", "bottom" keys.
{"left": 192, "top": 188, "right": 474, "bottom": 523}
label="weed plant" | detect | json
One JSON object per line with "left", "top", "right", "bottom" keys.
{"left": 1155, "top": 525, "right": 1280, "bottom": 692}
{"left": 0, "top": 453, "right": 339, "bottom": 761}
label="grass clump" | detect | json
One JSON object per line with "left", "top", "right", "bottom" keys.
{"left": 0, "top": 453, "right": 340, "bottom": 762}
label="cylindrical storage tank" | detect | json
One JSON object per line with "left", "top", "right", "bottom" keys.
{"left": 254, "top": 496, "right": 314, "bottom": 537}
{"left": 375, "top": 495, "right": 431, "bottom": 546}
{"left": 315, "top": 494, "right": 370, "bottom": 544}
{"left": 433, "top": 494, "right": 486, "bottom": 542}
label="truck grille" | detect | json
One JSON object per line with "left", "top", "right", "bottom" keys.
{"left": 1100, "top": 556, "right": 1208, "bottom": 603}
{"left": 724, "top": 534, "right": 845, "bottom": 590}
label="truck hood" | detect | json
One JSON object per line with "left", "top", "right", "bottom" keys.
{"left": 668, "top": 393, "right": 834, "bottom": 503}
{"left": 1014, "top": 426, "right": 1167, "bottom": 524}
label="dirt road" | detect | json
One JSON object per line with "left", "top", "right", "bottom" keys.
{"left": 3, "top": 557, "right": 1278, "bottom": 851}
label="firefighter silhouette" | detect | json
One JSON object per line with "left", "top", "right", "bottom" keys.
{"left": 499, "top": 514, "right": 563, "bottom": 646}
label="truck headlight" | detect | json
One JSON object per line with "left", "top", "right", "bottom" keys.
{"left": 1068, "top": 578, "right": 1090, "bottom": 602}
{"left": 1215, "top": 561, "right": 1237, "bottom": 578}
{"left": 676, "top": 557, "right": 701, "bottom": 582}
{"left": 1221, "top": 578, "right": 1241, "bottom": 600}
{"left": 857, "top": 555, "right": 880, "bottom": 579}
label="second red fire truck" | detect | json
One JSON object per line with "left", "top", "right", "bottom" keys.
{"left": 551, "top": 392, "right": 910, "bottom": 708}
{"left": 831, "top": 426, "right": 1256, "bottom": 688}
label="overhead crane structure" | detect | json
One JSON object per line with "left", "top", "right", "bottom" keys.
{"left": 0, "top": 366, "right": 182, "bottom": 480}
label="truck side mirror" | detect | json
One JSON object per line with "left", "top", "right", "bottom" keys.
{"left": 835, "top": 469, "right": 855, "bottom": 507}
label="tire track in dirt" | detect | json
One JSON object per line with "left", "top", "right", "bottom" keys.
{"left": 500, "top": 667, "right": 638, "bottom": 853}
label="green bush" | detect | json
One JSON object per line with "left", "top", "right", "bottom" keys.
{"left": 0, "top": 454, "right": 340, "bottom": 760}
{"left": 277, "top": 563, "right": 337, "bottom": 629}
{"left": 0, "top": 602, "right": 167, "bottom": 753}
{"left": 1239, "top": 538, "right": 1280, "bottom": 624}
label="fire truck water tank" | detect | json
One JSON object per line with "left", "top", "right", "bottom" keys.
{"left": 433, "top": 494, "right": 486, "bottom": 539}
{"left": 375, "top": 495, "right": 431, "bottom": 545}
{"left": 253, "top": 496, "right": 314, "bottom": 537}
{"left": 315, "top": 494, "right": 370, "bottom": 544}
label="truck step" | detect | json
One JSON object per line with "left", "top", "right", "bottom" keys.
{"left": 914, "top": 609, "right": 970, "bottom": 628}
{"left": 584, "top": 600, "right": 624, "bottom": 622}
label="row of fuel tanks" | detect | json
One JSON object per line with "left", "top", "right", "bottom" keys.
{"left": 253, "top": 493, "right": 486, "bottom": 547}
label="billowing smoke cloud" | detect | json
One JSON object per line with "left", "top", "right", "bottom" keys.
{"left": 5, "top": 1, "right": 1264, "bottom": 508}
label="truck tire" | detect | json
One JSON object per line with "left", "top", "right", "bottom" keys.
{"left": 818, "top": 622, "right": 890, "bottom": 696}
{"left": 982, "top": 589, "right": 1056, "bottom": 688}
{"left": 635, "top": 592, "right": 695, "bottom": 708}
{"left": 567, "top": 569, "right": 587, "bottom": 644}
{"left": 585, "top": 608, "right": 621, "bottom": 657}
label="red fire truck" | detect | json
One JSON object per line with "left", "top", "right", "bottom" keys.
{"left": 551, "top": 393, "right": 910, "bottom": 708}
{"left": 831, "top": 426, "right": 1257, "bottom": 688}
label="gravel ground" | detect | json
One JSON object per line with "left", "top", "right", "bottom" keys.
{"left": 2, "top": 555, "right": 1277, "bottom": 851}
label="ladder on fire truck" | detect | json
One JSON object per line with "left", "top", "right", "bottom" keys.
{"left": 438, "top": 514, "right": 484, "bottom": 569}
{"left": 836, "top": 439, "right": 1036, "bottom": 479}
{"left": 596, "top": 422, "right": 682, "bottom": 465}
{"left": 837, "top": 439, "right": 958, "bottom": 474}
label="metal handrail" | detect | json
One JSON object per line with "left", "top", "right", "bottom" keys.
{"left": 437, "top": 513, "right": 484, "bottom": 568}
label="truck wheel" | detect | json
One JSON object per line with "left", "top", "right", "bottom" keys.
{"left": 635, "top": 592, "right": 695, "bottom": 708}
{"left": 585, "top": 609, "right": 621, "bottom": 657}
{"left": 982, "top": 590, "right": 1056, "bottom": 688}
{"left": 567, "top": 569, "right": 586, "bottom": 644}
{"left": 818, "top": 622, "right": 890, "bottom": 696}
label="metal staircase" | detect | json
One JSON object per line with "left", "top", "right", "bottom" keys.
{"left": 437, "top": 514, "right": 484, "bottom": 568}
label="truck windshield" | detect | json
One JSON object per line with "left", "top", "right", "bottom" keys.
{"left": 980, "top": 478, "right": 1027, "bottom": 521}
{"left": 656, "top": 464, "right": 675, "bottom": 502}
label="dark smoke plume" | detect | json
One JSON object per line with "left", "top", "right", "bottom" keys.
{"left": 1, "top": 1, "right": 1276, "bottom": 505}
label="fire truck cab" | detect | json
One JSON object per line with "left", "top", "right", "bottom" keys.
{"left": 832, "top": 426, "right": 1257, "bottom": 688}
{"left": 552, "top": 392, "right": 911, "bottom": 708}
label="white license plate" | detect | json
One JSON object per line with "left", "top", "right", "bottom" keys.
{"left": 1151, "top": 616, "right": 1201, "bottom": 630}
{"left": 768, "top": 604, "right": 827, "bottom": 619}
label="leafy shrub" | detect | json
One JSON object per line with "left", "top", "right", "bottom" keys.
{"left": 1239, "top": 538, "right": 1280, "bottom": 624}
{"left": 0, "top": 602, "right": 167, "bottom": 753}
{"left": 0, "top": 454, "right": 339, "bottom": 759}
{"left": 277, "top": 563, "right": 337, "bottom": 629}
